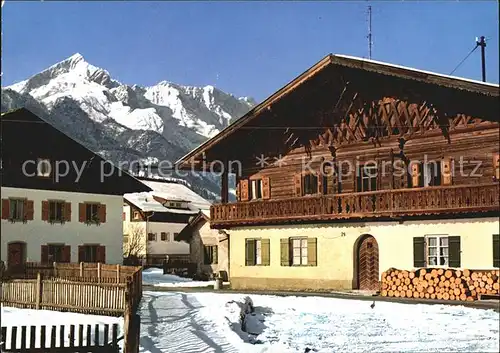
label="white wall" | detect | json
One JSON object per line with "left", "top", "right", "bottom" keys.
{"left": 122, "top": 204, "right": 189, "bottom": 256}
{"left": 146, "top": 222, "right": 190, "bottom": 255}
{"left": 1, "top": 187, "right": 124, "bottom": 264}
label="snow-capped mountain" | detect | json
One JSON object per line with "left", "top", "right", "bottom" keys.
{"left": 1, "top": 53, "right": 256, "bottom": 200}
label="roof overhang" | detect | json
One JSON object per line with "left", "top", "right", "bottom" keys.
{"left": 174, "top": 54, "right": 499, "bottom": 171}
{"left": 175, "top": 210, "right": 209, "bottom": 242}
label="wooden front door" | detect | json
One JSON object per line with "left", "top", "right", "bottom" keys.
{"left": 357, "top": 235, "right": 379, "bottom": 291}
{"left": 8, "top": 242, "right": 26, "bottom": 267}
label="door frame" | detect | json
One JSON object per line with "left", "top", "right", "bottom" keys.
{"left": 7, "top": 241, "right": 27, "bottom": 268}
{"left": 353, "top": 234, "right": 379, "bottom": 290}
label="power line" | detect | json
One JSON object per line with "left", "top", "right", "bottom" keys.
{"left": 449, "top": 44, "right": 478, "bottom": 76}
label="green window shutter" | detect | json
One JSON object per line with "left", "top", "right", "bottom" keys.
{"left": 213, "top": 246, "right": 218, "bottom": 265}
{"left": 245, "top": 239, "right": 255, "bottom": 266}
{"left": 307, "top": 238, "right": 317, "bottom": 266}
{"left": 203, "top": 246, "right": 210, "bottom": 265}
{"left": 261, "top": 239, "right": 270, "bottom": 266}
{"left": 493, "top": 234, "right": 499, "bottom": 268}
{"left": 280, "top": 238, "right": 290, "bottom": 266}
{"left": 413, "top": 237, "right": 425, "bottom": 268}
{"left": 448, "top": 236, "right": 461, "bottom": 268}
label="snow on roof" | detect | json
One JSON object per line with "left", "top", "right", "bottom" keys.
{"left": 124, "top": 192, "right": 199, "bottom": 214}
{"left": 201, "top": 209, "right": 211, "bottom": 218}
{"left": 139, "top": 179, "right": 212, "bottom": 211}
{"left": 334, "top": 54, "right": 500, "bottom": 88}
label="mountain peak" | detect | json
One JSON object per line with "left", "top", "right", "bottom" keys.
{"left": 66, "top": 52, "right": 85, "bottom": 63}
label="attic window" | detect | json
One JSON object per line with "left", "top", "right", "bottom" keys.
{"left": 133, "top": 211, "right": 141, "bottom": 220}
{"left": 37, "top": 159, "right": 51, "bottom": 177}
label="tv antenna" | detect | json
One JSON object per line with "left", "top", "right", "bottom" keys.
{"left": 367, "top": 5, "right": 373, "bottom": 59}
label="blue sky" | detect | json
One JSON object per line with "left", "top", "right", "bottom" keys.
{"left": 2, "top": 1, "right": 498, "bottom": 101}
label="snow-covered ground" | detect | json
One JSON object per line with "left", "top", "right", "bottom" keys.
{"left": 3, "top": 292, "right": 499, "bottom": 353}
{"left": 1, "top": 306, "right": 123, "bottom": 349}
{"left": 138, "top": 291, "right": 500, "bottom": 353}
{"left": 142, "top": 267, "right": 230, "bottom": 288}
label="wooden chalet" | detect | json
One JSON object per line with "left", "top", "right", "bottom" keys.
{"left": 175, "top": 54, "right": 500, "bottom": 292}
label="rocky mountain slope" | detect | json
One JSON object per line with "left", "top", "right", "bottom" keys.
{"left": 1, "top": 53, "right": 256, "bottom": 199}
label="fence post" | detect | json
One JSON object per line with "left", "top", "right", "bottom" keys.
{"left": 123, "top": 294, "right": 130, "bottom": 353}
{"left": 97, "top": 262, "right": 101, "bottom": 284}
{"left": 116, "top": 264, "right": 120, "bottom": 283}
{"left": 79, "top": 262, "right": 84, "bottom": 277}
{"left": 53, "top": 262, "right": 57, "bottom": 277}
{"left": 35, "top": 272, "right": 42, "bottom": 310}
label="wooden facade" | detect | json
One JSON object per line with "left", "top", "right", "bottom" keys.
{"left": 175, "top": 55, "right": 499, "bottom": 228}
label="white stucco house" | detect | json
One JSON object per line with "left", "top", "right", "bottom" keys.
{"left": 123, "top": 177, "right": 212, "bottom": 265}
{"left": 1, "top": 108, "right": 151, "bottom": 266}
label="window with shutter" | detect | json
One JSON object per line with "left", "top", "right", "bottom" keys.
{"left": 302, "top": 173, "right": 318, "bottom": 195}
{"left": 41, "top": 245, "right": 49, "bottom": 263}
{"left": 261, "top": 239, "right": 270, "bottom": 266}
{"left": 245, "top": 239, "right": 256, "bottom": 266}
{"left": 493, "top": 153, "right": 500, "bottom": 181}
{"left": 41, "top": 201, "right": 49, "bottom": 221}
{"left": 307, "top": 238, "right": 317, "bottom": 266}
{"left": 25, "top": 200, "right": 34, "bottom": 221}
{"left": 293, "top": 174, "right": 302, "bottom": 196}
{"left": 85, "top": 203, "right": 99, "bottom": 224}
{"left": 1, "top": 199, "right": 10, "bottom": 220}
{"left": 280, "top": 238, "right": 290, "bottom": 266}
{"left": 147, "top": 233, "right": 157, "bottom": 241}
{"left": 262, "top": 177, "right": 271, "bottom": 200}
{"left": 240, "top": 179, "right": 249, "bottom": 201}
{"left": 250, "top": 179, "right": 263, "bottom": 200}
{"left": 425, "top": 235, "right": 449, "bottom": 266}
{"left": 79, "top": 203, "right": 86, "bottom": 223}
{"left": 245, "top": 239, "right": 268, "bottom": 266}
{"left": 290, "top": 237, "right": 308, "bottom": 265}
{"left": 356, "top": 164, "right": 378, "bottom": 192}
{"left": 78, "top": 245, "right": 85, "bottom": 263}
{"left": 441, "top": 158, "right": 453, "bottom": 185}
{"left": 96, "top": 245, "right": 106, "bottom": 263}
{"left": 98, "top": 204, "right": 106, "bottom": 223}
{"left": 8, "top": 198, "right": 25, "bottom": 222}
{"left": 64, "top": 202, "right": 71, "bottom": 222}
{"left": 203, "top": 245, "right": 218, "bottom": 264}
{"left": 48, "top": 201, "right": 65, "bottom": 223}
{"left": 413, "top": 237, "right": 425, "bottom": 267}
{"left": 493, "top": 234, "right": 500, "bottom": 268}
{"left": 47, "top": 244, "right": 66, "bottom": 262}
{"left": 80, "top": 245, "right": 99, "bottom": 262}
{"left": 448, "top": 236, "right": 461, "bottom": 268}
{"left": 317, "top": 167, "right": 324, "bottom": 195}
{"left": 37, "top": 158, "right": 52, "bottom": 177}
{"left": 410, "top": 162, "right": 421, "bottom": 188}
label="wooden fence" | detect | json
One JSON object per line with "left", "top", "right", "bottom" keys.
{"left": 2, "top": 275, "right": 127, "bottom": 316}
{"left": 0, "top": 323, "right": 120, "bottom": 352}
{"left": 1, "top": 262, "right": 143, "bottom": 313}
{"left": 1, "top": 262, "right": 143, "bottom": 353}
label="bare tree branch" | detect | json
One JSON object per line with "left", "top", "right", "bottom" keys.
{"left": 124, "top": 223, "right": 147, "bottom": 260}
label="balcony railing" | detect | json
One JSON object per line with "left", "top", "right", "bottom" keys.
{"left": 210, "top": 183, "right": 499, "bottom": 227}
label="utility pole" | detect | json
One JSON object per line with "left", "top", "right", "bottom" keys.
{"left": 476, "top": 36, "right": 486, "bottom": 82}
{"left": 367, "top": 5, "right": 373, "bottom": 59}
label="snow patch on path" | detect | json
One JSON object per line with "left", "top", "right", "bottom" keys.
{"left": 142, "top": 268, "right": 229, "bottom": 288}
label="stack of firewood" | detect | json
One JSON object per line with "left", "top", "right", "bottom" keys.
{"left": 380, "top": 267, "right": 500, "bottom": 301}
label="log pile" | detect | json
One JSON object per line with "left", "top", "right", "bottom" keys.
{"left": 380, "top": 268, "right": 500, "bottom": 301}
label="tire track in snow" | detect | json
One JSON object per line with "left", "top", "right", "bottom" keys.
{"left": 139, "top": 292, "right": 240, "bottom": 353}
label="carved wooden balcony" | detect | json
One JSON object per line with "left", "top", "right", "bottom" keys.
{"left": 210, "top": 183, "right": 500, "bottom": 228}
